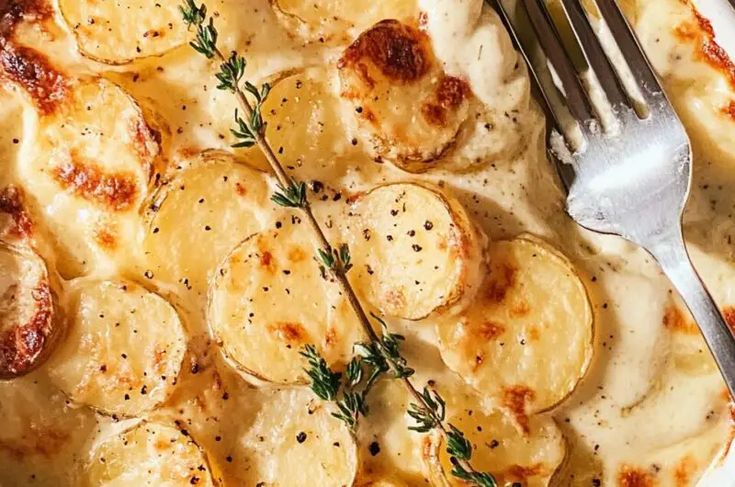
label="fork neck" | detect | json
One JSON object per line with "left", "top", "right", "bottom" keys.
{"left": 644, "top": 226, "right": 735, "bottom": 398}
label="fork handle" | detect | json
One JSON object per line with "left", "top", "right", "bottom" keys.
{"left": 647, "top": 230, "right": 735, "bottom": 398}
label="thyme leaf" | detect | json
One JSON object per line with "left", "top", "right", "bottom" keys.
{"left": 446, "top": 424, "right": 472, "bottom": 461}
{"left": 231, "top": 108, "right": 256, "bottom": 148}
{"left": 216, "top": 52, "right": 246, "bottom": 92}
{"left": 299, "top": 345, "right": 340, "bottom": 401}
{"left": 271, "top": 181, "right": 307, "bottom": 208}
{"left": 407, "top": 386, "right": 444, "bottom": 433}
{"left": 317, "top": 243, "right": 353, "bottom": 274}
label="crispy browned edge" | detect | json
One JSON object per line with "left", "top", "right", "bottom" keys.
{"left": 0, "top": 243, "right": 61, "bottom": 380}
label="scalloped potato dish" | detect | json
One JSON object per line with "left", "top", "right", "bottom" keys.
{"left": 0, "top": 0, "right": 734, "bottom": 486}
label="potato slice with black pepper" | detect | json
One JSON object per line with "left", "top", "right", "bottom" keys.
{"left": 346, "top": 182, "right": 483, "bottom": 320}
{"left": 144, "top": 150, "right": 270, "bottom": 297}
{"left": 233, "top": 388, "right": 357, "bottom": 486}
{"left": 338, "top": 20, "right": 471, "bottom": 172}
{"left": 245, "top": 68, "right": 359, "bottom": 182}
{"left": 18, "top": 76, "right": 159, "bottom": 277}
{"left": 47, "top": 280, "right": 186, "bottom": 417}
{"left": 425, "top": 396, "right": 566, "bottom": 487}
{"left": 208, "top": 221, "right": 363, "bottom": 384}
{"left": 436, "top": 235, "right": 593, "bottom": 415}
{"left": 58, "top": 0, "right": 188, "bottom": 64}
{"left": 0, "top": 243, "right": 57, "bottom": 379}
{"left": 271, "top": 0, "right": 416, "bottom": 44}
{"left": 86, "top": 421, "right": 217, "bottom": 486}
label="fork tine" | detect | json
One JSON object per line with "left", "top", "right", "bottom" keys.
{"left": 492, "top": 0, "right": 578, "bottom": 188}
{"left": 492, "top": 1, "right": 572, "bottom": 131}
{"left": 594, "top": 0, "right": 665, "bottom": 103}
{"left": 558, "top": 0, "right": 628, "bottom": 109}
{"left": 520, "top": 0, "right": 595, "bottom": 124}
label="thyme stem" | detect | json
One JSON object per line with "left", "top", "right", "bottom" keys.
{"left": 181, "top": 3, "right": 496, "bottom": 485}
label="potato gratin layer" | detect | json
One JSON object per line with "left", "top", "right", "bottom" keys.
{"left": 0, "top": 0, "right": 734, "bottom": 486}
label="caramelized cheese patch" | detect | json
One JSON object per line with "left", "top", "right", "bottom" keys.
{"left": 339, "top": 19, "right": 430, "bottom": 83}
{"left": 662, "top": 305, "right": 699, "bottom": 335}
{"left": 689, "top": 7, "right": 735, "bottom": 89}
{"left": 617, "top": 465, "right": 656, "bottom": 487}
{"left": 421, "top": 75, "right": 469, "bottom": 126}
{"left": 0, "top": 0, "right": 52, "bottom": 36}
{"left": 723, "top": 101, "right": 735, "bottom": 121}
{"left": 501, "top": 385, "right": 534, "bottom": 434}
{"left": 0, "top": 44, "right": 67, "bottom": 115}
{"left": 674, "top": 3, "right": 735, "bottom": 118}
{"left": 0, "top": 282, "right": 53, "bottom": 378}
{"left": 0, "top": 186, "right": 32, "bottom": 237}
{"left": 0, "top": 246, "right": 56, "bottom": 379}
{"left": 723, "top": 306, "right": 735, "bottom": 334}
{"left": 51, "top": 161, "right": 138, "bottom": 211}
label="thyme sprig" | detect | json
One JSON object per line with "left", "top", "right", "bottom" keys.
{"left": 300, "top": 317, "right": 407, "bottom": 430}
{"left": 181, "top": 3, "right": 497, "bottom": 485}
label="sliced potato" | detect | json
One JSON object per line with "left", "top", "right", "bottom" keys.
{"left": 59, "top": 0, "right": 188, "bottom": 64}
{"left": 425, "top": 398, "right": 566, "bottom": 487}
{"left": 33, "top": 78, "right": 157, "bottom": 201}
{"left": 48, "top": 280, "right": 186, "bottom": 417}
{"left": 271, "top": 0, "right": 417, "bottom": 44}
{"left": 0, "top": 242, "right": 57, "bottom": 379}
{"left": 234, "top": 388, "right": 357, "bottom": 486}
{"left": 346, "top": 182, "right": 483, "bottom": 320}
{"left": 21, "top": 76, "right": 158, "bottom": 277}
{"left": 144, "top": 150, "right": 270, "bottom": 296}
{"left": 246, "top": 68, "right": 360, "bottom": 181}
{"left": 436, "top": 235, "right": 593, "bottom": 416}
{"left": 86, "top": 421, "right": 216, "bottom": 486}
{"left": 208, "top": 220, "right": 362, "bottom": 384}
{"left": 338, "top": 20, "right": 471, "bottom": 172}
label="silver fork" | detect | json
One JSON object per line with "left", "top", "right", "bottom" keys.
{"left": 493, "top": 0, "right": 735, "bottom": 396}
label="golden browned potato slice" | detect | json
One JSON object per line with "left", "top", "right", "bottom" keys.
{"left": 436, "top": 235, "right": 593, "bottom": 416}
{"left": 245, "top": 68, "right": 360, "bottom": 181}
{"left": 346, "top": 182, "right": 484, "bottom": 320}
{"left": 425, "top": 399, "right": 566, "bottom": 487}
{"left": 86, "top": 421, "right": 217, "bottom": 486}
{"left": 58, "top": 0, "right": 188, "bottom": 64}
{"left": 47, "top": 280, "right": 186, "bottom": 417}
{"left": 0, "top": 243, "right": 57, "bottom": 379}
{"left": 20, "top": 76, "right": 158, "bottom": 277}
{"left": 235, "top": 388, "right": 357, "bottom": 486}
{"left": 338, "top": 20, "right": 471, "bottom": 172}
{"left": 271, "top": 0, "right": 416, "bottom": 44}
{"left": 143, "top": 150, "right": 270, "bottom": 296}
{"left": 208, "top": 220, "right": 362, "bottom": 384}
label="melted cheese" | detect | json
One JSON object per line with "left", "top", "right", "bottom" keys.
{"left": 0, "top": 0, "right": 734, "bottom": 486}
